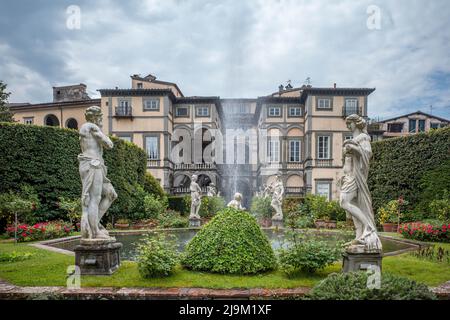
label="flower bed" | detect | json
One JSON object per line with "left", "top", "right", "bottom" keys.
{"left": 5, "top": 221, "right": 74, "bottom": 242}
{"left": 399, "top": 222, "right": 450, "bottom": 243}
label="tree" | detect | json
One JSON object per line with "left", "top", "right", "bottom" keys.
{"left": 0, "top": 81, "right": 15, "bottom": 122}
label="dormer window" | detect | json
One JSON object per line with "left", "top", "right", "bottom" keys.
{"left": 137, "top": 83, "right": 143, "bottom": 89}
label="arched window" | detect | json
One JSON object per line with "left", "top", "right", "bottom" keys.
{"left": 66, "top": 118, "right": 78, "bottom": 130}
{"left": 44, "top": 114, "right": 60, "bottom": 127}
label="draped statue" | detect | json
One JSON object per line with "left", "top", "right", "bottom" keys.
{"left": 270, "top": 174, "right": 284, "bottom": 221}
{"left": 189, "top": 174, "right": 202, "bottom": 219}
{"left": 79, "top": 106, "right": 117, "bottom": 240}
{"left": 340, "top": 114, "right": 382, "bottom": 253}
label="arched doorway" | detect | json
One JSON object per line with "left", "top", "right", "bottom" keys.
{"left": 44, "top": 114, "right": 60, "bottom": 127}
{"left": 66, "top": 118, "right": 78, "bottom": 130}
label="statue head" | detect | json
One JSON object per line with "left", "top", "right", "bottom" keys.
{"left": 345, "top": 114, "right": 367, "bottom": 133}
{"left": 234, "top": 192, "right": 242, "bottom": 201}
{"left": 191, "top": 174, "right": 198, "bottom": 182}
{"left": 85, "top": 106, "right": 103, "bottom": 126}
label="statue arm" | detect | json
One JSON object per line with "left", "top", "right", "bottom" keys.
{"left": 92, "top": 126, "right": 114, "bottom": 149}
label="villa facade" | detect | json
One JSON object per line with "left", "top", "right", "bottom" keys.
{"left": 10, "top": 74, "right": 375, "bottom": 202}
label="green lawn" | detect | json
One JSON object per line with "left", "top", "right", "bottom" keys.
{"left": 0, "top": 240, "right": 448, "bottom": 288}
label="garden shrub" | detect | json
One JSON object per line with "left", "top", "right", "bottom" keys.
{"left": 304, "top": 272, "right": 436, "bottom": 300}
{"left": 199, "top": 196, "right": 226, "bottom": 218}
{"left": 428, "top": 195, "right": 450, "bottom": 221}
{"left": 182, "top": 208, "right": 277, "bottom": 274}
{"left": 142, "top": 172, "right": 165, "bottom": 199}
{"left": 143, "top": 194, "right": 167, "bottom": 220}
{"left": 398, "top": 222, "right": 450, "bottom": 243}
{"left": 278, "top": 232, "right": 343, "bottom": 275}
{"left": 6, "top": 221, "right": 73, "bottom": 242}
{"left": 0, "top": 251, "right": 35, "bottom": 263}
{"left": 282, "top": 197, "right": 303, "bottom": 215}
{"left": 167, "top": 195, "right": 190, "bottom": 215}
{"left": 0, "top": 122, "right": 161, "bottom": 225}
{"left": 136, "top": 233, "right": 179, "bottom": 278}
{"left": 369, "top": 127, "right": 450, "bottom": 214}
{"left": 157, "top": 209, "right": 189, "bottom": 228}
{"left": 0, "top": 185, "right": 40, "bottom": 226}
{"left": 418, "top": 160, "right": 450, "bottom": 215}
{"left": 250, "top": 196, "right": 274, "bottom": 219}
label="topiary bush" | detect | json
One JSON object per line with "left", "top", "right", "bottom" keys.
{"left": 181, "top": 207, "right": 277, "bottom": 274}
{"left": 136, "top": 233, "right": 179, "bottom": 278}
{"left": 304, "top": 272, "right": 436, "bottom": 300}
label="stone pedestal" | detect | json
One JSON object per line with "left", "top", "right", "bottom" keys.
{"left": 271, "top": 218, "right": 283, "bottom": 228}
{"left": 74, "top": 238, "right": 122, "bottom": 275}
{"left": 342, "top": 250, "right": 382, "bottom": 273}
{"left": 189, "top": 217, "right": 201, "bottom": 228}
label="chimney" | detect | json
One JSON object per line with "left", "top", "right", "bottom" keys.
{"left": 278, "top": 84, "right": 284, "bottom": 93}
{"left": 333, "top": 83, "right": 337, "bottom": 89}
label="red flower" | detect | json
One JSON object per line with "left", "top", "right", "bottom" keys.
{"left": 21, "top": 232, "right": 27, "bottom": 237}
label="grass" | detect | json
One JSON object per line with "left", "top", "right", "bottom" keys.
{"left": 0, "top": 239, "right": 449, "bottom": 289}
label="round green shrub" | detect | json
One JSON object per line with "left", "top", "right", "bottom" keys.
{"left": 136, "top": 233, "right": 179, "bottom": 278}
{"left": 199, "top": 196, "right": 226, "bottom": 218}
{"left": 278, "top": 236, "right": 343, "bottom": 275}
{"left": 182, "top": 208, "right": 277, "bottom": 274}
{"left": 305, "top": 272, "right": 436, "bottom": 300}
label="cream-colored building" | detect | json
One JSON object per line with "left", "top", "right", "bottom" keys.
{"left": 10, "top": 74, "right": 375, "bottom": 203}
{"left": 368, "top": 111, "right": 449, "bottom": 141}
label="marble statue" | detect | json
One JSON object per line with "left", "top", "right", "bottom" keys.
{"left": 270, "top": 175, "right": 284, "bottom": 221}
{"left": 78, "top": 106, "right": 117, "bottom": 240}
{"left": 340, "top": 114, "right": 382, "bottom": 253}
{"left": 227, "top": 192, "right": 245, "bottom": 210}
{"left": 189, "top": 174, "right": 202, "bottom": 220}
{"left": 207, "top": 183, "right": 217, "bottom": 197}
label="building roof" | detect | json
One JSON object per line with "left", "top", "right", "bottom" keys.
{"left": 8, "top": 99, "right": 101, "bottom": 111}
{"left": 379, "top": 110, "right": 450, "bottom": 123}
{"left": 130, "top": 74, "right": 184, "bottom": 97}
{"left": 300, "top": 87, "right": 376, "bottom": 98}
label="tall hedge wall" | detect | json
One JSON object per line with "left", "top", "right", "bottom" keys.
{"left": 0, "top": 122, "right": 155, "bottom": 221}
{"left": 368, "top": 127, "right": 450, "bottom": 212}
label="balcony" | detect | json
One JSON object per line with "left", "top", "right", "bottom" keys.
{"left": 171, "top": 186, "right": 208, "bottom": 195}
{"left": 286, "top": 162, "right": 303, "bottom": 170}
{"left": 174, "top": 163, "right": 217, "bottom": 170}
{"left": 115, "top": 106, "right": 133, "bottom": 118}
{"left": 342, "top": 106, "right": 362, "bottom": 118}
{"left": 315, "top": 159, "right": 333, "bottom": 167}
{"left": 147, "top": 159, "right": 161, "bottom": 167}
{"left": 285, "top": 187, "right": 306, "bottom": 195}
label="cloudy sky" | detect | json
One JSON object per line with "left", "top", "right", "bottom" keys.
{"left": 1, "top": 0, "right": 449, "bottom": 119}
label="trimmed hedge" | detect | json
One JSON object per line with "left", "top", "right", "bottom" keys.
{"left": 0, "top": 122, "right": 155, "bottom": 222}
{"left": 167, "top": 196, "right": 190, "bottom": 215}
{"left": 304, "top": 272, "right": 436, "bottom": 300}
{"left": 369, "top": 127, "right": 450, "bottom": 214}
{"left": 182, "top": 208, "right": 277, "bottom": 274}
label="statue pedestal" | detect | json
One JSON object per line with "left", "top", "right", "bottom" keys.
{"left": 74, "top": 238, "right": 122, "bottom": 275}
{"left": 271, "top": 218, "right": 283, "bottom": 228}
{"left": 342, "top": 250, "right": 382, "bottom": 273}
{"left": 189, "top": 217, "right": 201, "bottom": 228}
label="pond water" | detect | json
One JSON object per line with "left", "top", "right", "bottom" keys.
{"left": 49, "top": 229, "right": 414, "bottom": 261}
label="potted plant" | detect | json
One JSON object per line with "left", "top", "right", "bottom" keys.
{"left": 114, "top": 218, "right": 130, "bottom": 230}
{"left": 311, "top": 195, "right": 337, "bottom": 229}
{"left": 378, "top": 197, "right": 406, "bottom": 232}
{"left": 250, "top": 196, "right": 274, "bottom": 227}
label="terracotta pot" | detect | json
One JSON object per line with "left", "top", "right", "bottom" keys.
{"left": 326, "top": 220, "right": 337, "bottom": 229}
{"left": 259, "top": 218, "right": 272, "bottom": 227}
{"left": 314, "top": 219, "right": 327, "bottom": 229}
{"left": 382, "top": 223, "right": 398, "bottom": 232}
{"left": 114, "top": 223, "right": 130, "bottom": 230}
